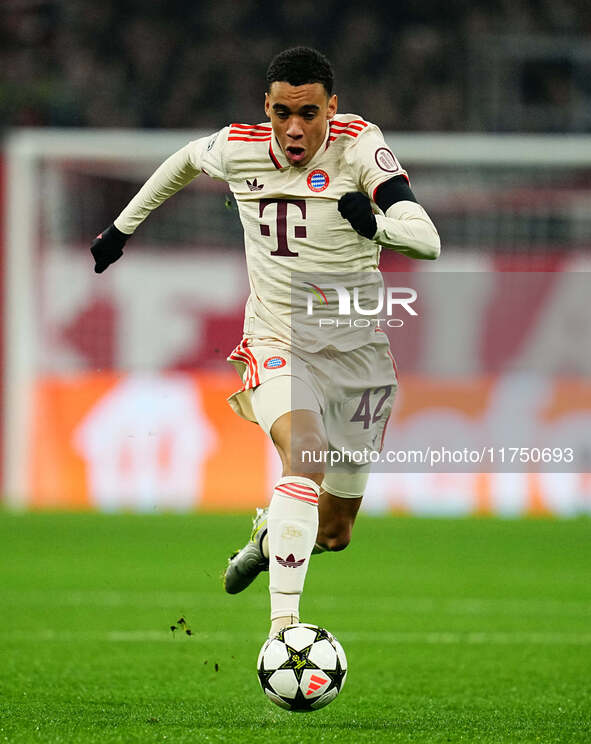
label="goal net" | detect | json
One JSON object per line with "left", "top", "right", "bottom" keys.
{"left": 3, "top": 129, "right": 591, "bottom": 513}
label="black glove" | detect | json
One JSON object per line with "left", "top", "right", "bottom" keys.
{"left": 91, "top": 224, "right": 129, "bottom": 273}
{"left": 337, "top": 192, "right": 377, "bottom": 240}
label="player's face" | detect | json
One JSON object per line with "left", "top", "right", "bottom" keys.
{"left": 265, "top": 82, "right": 338, "bottom": 167}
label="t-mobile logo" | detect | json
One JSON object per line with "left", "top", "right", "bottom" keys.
{"left": 259, "top": 199, "right": 307, "bottom": 257}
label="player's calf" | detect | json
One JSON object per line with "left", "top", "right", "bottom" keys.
{"left": 316, "top": 490, "right": 363, "bottom": 552}
{"left": 316, "top": 507, "right": 356, "bottom": 551}
{"left": 315, "top": 523, "right": 352, "bottom": 552}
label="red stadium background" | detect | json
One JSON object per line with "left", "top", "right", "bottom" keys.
{"left": 1, "top": 128, "right": 590, "bottom": 515}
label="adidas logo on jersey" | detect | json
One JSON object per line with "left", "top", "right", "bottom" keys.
{"left": 275, "top": 553, "right": 306, "bottom": 568}
{"left": 246, "top": 178, "right": 264, "bottom": 191}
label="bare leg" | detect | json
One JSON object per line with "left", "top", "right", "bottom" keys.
{"left": 316, "top": 490, "right": 362, "bottom": 551}
{"left": 270, "top": 409, "right": 327, "bottom": 485}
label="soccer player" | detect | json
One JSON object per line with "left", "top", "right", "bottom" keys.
{"left": 91, "top": 47, "right": 440, "bottom": 637}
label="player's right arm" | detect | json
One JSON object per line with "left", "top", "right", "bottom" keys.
{"left": 338, "top": 184, "right": 441, "bottom": 261}
{"left": 91, "top": 129, "right": 228, "bottom": 273}
{"left": 339, "top": 124, "right": 440, "bottom": 260}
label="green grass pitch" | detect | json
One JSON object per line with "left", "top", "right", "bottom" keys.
{"left": 1, "top": 513, "right": 590, "bottom": 743}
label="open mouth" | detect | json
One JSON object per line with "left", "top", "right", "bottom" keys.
{"left": 286, "top": 146, "right": 306, "bottom": 163}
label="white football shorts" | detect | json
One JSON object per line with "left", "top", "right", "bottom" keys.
{"left": 227, "top": 335, "right": 398, "bottom": 498}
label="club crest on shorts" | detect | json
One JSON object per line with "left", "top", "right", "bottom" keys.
{"left": 263, "top": 356, "right": 286, "bottom": 369}
{"left": 307, "top": 169, "right": 330, "bottom": 192}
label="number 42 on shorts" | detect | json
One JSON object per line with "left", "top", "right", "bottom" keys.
{"left": 350, "top": 386, "right": 393, "bottom": 429}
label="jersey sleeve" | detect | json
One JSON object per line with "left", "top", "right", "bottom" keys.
{"left": 186, "top": 127, "right": 229, "bottom": 181}
{"left": 374, "top": 202, "right": 441, "bottom": 260}
{"left": 344, "top": 125, "right": 409, "bottom": 202}
{"left": 113, "top": 128, "right": 229, "bottom": 235}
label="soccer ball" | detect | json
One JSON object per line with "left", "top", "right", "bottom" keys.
{"left": 257, "top": 623, "right": 347, "bottom": 711}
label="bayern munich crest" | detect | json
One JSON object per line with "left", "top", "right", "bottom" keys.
{"left": 264, "top": 356, "right": 287, "bottom": 369}
{"left": 306, "top": 169, "right": 330, "bottom": 192}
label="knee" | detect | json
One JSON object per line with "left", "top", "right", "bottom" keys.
{"left": 289, "top": 430, "right": 328, "bottom": 472}
{"left": 317, "top": 524, "right": 352, "bottom": 552}
{"left": 323, "top": 536, "right": 350, "bottom": 552}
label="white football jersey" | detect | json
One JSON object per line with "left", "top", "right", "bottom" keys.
{"left": 115, "top": 114, "right": 402, "bottom": 351}
{"left": 156, "top": 116, "right": 408, "bottom": 352}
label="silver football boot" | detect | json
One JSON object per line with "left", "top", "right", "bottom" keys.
{"left": 223, "top": 507, "right": 269, "bottom": 594}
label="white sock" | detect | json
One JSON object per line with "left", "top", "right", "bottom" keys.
{"left": 267, "top": 476, "right": 320, "bottom": 624}
{"left": 263, "top": 535, "right": 325, "bottom": 558}
{"left": 269, "top": 615, "right": 299, "bottom": 637}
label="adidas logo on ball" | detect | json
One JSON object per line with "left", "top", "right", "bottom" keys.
{"left": 305, "top": 674, "right": 328, "bottom": 696}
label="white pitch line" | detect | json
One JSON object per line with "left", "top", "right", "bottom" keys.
{"left": 3, "top": 592, "right": 591, "bottom": 616}
{"left": 339, "top": 631, "right": 591, "bottom": 645}
{"left": 1, "top": 630, "right": 591, "bottom": 645}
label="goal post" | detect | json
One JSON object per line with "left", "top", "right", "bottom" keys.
{"left": 3, "top": 129, "right": 591, "bottom": 512}
{"left": 3, "top": 130, "right": 206, "bottom": 506}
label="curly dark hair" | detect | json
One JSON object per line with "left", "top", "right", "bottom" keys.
{"left": 266, "top": 47, "right": 334, "bottom": 95}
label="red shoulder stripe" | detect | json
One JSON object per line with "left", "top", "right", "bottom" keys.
{"left": 229, "top": 123, "right": 272, "bottom": 131}
{"left": 330, "top": 119, "right": 368, "bottom": 129}
{"left": 330, "top": 123, "right": 365, "bottom": 131}
{"left": 229, "top": 130, "right": 271, "bottom": 135}
{"left": 229, "top": 131, "right": 271, "bottom": 137}
{"left": 328, "top": 119, "right": 368, "bottom": 141}
{"left": 229, "top": 122, "right": 272, "bottom": 141}
{"left": 228, "top": 136, "right": 271, "bottom": 142}
{"left": 328, "top": 131, "right": 360, "bottom": 141}
{"left": 330, "top": 128, "right": 361, "bottom": 135}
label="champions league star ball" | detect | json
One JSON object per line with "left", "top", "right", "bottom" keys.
{"left": 257, "top": 624, "right": 347, "bottom": 711}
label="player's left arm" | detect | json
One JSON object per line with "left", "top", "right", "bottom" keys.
{"left": 338, "top": 128, "right": 441, "bottom": 260}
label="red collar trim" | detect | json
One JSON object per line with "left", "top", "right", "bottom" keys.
{"left": 268, "top": 139, "right": 283, "bottom": 170}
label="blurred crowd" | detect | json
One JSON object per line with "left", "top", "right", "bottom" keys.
{"left": 1, "top": 0, "right": 591, "bottom": 132}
